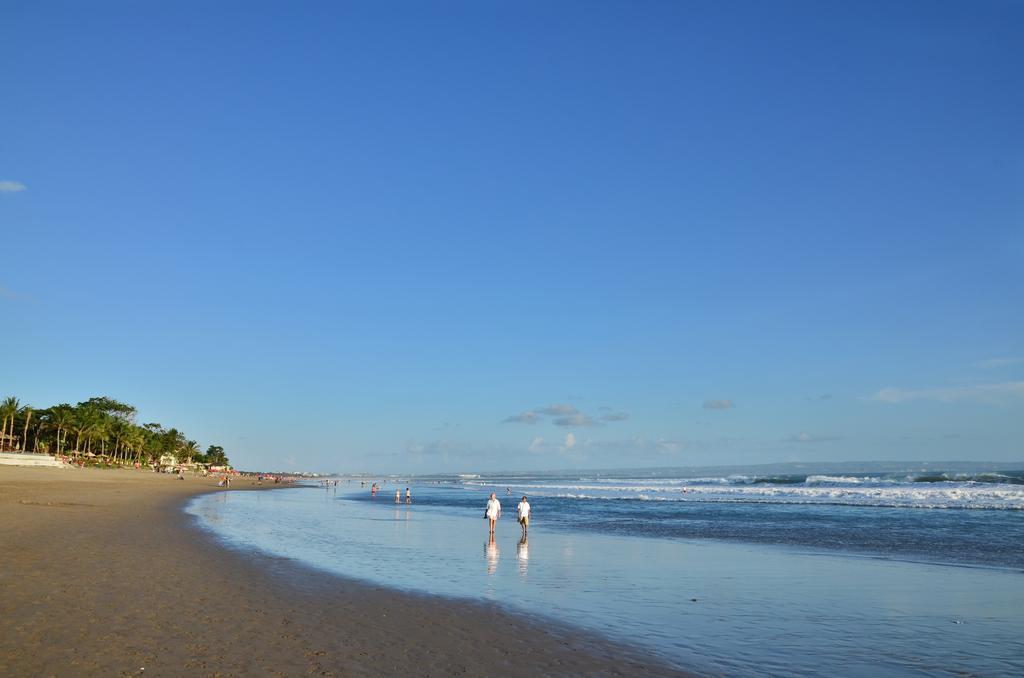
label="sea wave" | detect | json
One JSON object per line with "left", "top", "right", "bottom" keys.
{"left": 544, "top": 484, "right": 1024, "bottom": 510}
{"left": 461, "top": 471, "right": 1024, "bottom": 489}
{"left": 804, "top": 475, "right": 888, "bottom": 485}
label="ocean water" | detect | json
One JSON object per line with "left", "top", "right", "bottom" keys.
{"left": 405, "top": 468, "right": 1024, "bottom": 569}
{"left": 186, "top": 466, "right": 1024, "bottom": 676}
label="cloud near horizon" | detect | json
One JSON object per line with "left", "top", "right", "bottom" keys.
{"left": 502, "top": 411, "right": 539, "bottom": 424}
{"left": 580, "top": 435, "right": 686, "bottom": 456}
{"left": 703, "top": 399, "right": 734, "bottom": 410}
{"left": 869, "top": 381, "right": 1024, "bottom": 405}
{"left": 553, "top": 413, "right": 598, "bottom": 427}
{"left": 0, "top": 180, "right": 26, "bottom": 193}
{"left": 502, "top": 403, "right": 629, "bottom": 428}
{"left": 538, "top": 403, "right": 579, "bottom": 416}
{"left": 789, "top": 432, "right": 842, "bottom": 443}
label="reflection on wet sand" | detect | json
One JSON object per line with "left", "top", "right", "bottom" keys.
{"left": 517, "top": 536, "right": 529, "bottom": 577}
{"left": 485, "top": 534, "right": 500, "bottom": 575}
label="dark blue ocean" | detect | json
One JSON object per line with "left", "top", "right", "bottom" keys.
{"left": 383, "top": 466, "right": 1024, "bottom": 569}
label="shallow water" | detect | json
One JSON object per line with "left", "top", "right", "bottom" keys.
{"left": 187, "top": 485, "right": 1024, "bottom": 676}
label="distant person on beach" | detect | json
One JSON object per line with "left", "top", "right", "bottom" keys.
{"left": 485, "top": 492, "right": 501, "bottom": 533}
{"left": 516, "top": 496, "right": 531, "bottom": 536}
{"left": 395, "top": 489, "right": 401, "bottom": 503}
{"left": 405, "top": 487, "right": 411, "bottom": 504}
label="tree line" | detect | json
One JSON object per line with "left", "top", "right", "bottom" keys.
{"left": 0, "top": 395, "right": 230, "bottom": 467}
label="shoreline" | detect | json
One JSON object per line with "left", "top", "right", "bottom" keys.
{"left": 0, "top": 467, "right": 686, "bottom": 677}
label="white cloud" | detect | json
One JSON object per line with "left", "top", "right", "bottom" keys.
{"left": 539, "top": 403, "right": 578, "bottom": 416}
{"left": 523, "top": 433, "right": 579, "bottom": 456}
{"left": 578, "top": 435, "right": 686, "bottom": 456}
{"left": 655, "top": 437, "right": 685, "bottom": 453}
{"left": 0, "top": 180, "right": 26, "bottom": 193}
{"left": 869, "top": 382, "right": 1024, "bottom": 404}
{"left": 504, "top": 404, "right": 627, "bottom": 427}
{"left": 703, "top": 399, "right": 734, "bottom": 410}
{"left": 502, "top": 411, "right": 539, "bottom": 424}
{"left": 975, "top": 357, "right": 1024, "bottom": 369}
{"left": 553, "top": 413, "right": 598, "bottom": 427}
{"left": 789, "top": 432, "right": 842, "bottom": 443}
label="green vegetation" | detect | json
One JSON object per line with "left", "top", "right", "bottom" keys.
{"left": 0, "top": 395, "right": 230, "bottom": 467}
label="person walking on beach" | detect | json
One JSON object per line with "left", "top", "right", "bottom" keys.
{"left": 516, "top": 495, "right": 531, "bottom": 536}
{"left": 485, "top": 492, "right": 501, "bottom": 533}
{"left": 395, "top": 489, "right": 401, "bottom": 504}
{"left": 405, "top": 487, "right": 411, "bottom": 504}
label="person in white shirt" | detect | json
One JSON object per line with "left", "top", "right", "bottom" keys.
{"left": 485, "top": 493, "right": 501, "bottom": 533}
{"left": 516, "top": 496, "right": 531, "bottom": 536}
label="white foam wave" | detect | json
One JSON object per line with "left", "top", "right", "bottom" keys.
{"left": 805, "top": 475, "right": 874, "bottom": 485}
{"left": 529, "top": 484, "right": 1024, "bottom": 510}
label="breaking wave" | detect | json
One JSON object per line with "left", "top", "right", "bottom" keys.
{"left": 459, "top": 470, "right": 1024, "bottom": 510}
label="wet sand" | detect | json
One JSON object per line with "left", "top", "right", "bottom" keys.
{"left": 0, "top": 467, "right": 685, "bottom": 677}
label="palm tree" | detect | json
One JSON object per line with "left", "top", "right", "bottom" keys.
{"left": 110, "top": 419, "right": 130, "bottom": 461}
{"left": 0, "top": 397, "right": 20, "bottom": 451}
{"left": 95, "top": 423, "right": 110, "bottom": 457}
{"left": 47, "top": 405, "right": 74, "bottom": 455}
{"left": 130, "top": 429, "right": 148, "bottom": 464}
{"left": 20, "top": 406, "right": 33, "bottom": 452}
{"left": 71, "top": 408, "right": 97, "bottom": 454}
{"left": 184, "top": 439, "right": 200, "bottom": 464}
{"left": 31, "top": 413, "right": 46, "bottom": 452}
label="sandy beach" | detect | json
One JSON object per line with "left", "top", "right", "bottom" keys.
{"left": 0, "top": 467, "right": 684, "bottom": 677}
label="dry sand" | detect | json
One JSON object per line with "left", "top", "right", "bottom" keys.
{"left": 0, "top": 466, "right": 686, "bottom": 677}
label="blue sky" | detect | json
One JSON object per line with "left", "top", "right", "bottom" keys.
{"left": 2, "top": 1, "right": 1021, "bottom": 472}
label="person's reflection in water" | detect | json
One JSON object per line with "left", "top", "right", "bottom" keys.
{"left": 485, "top": 533, "right": 500, "bottom": 575}
{"left": 517, "top": 535, "right": 529, "bottom": 578}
